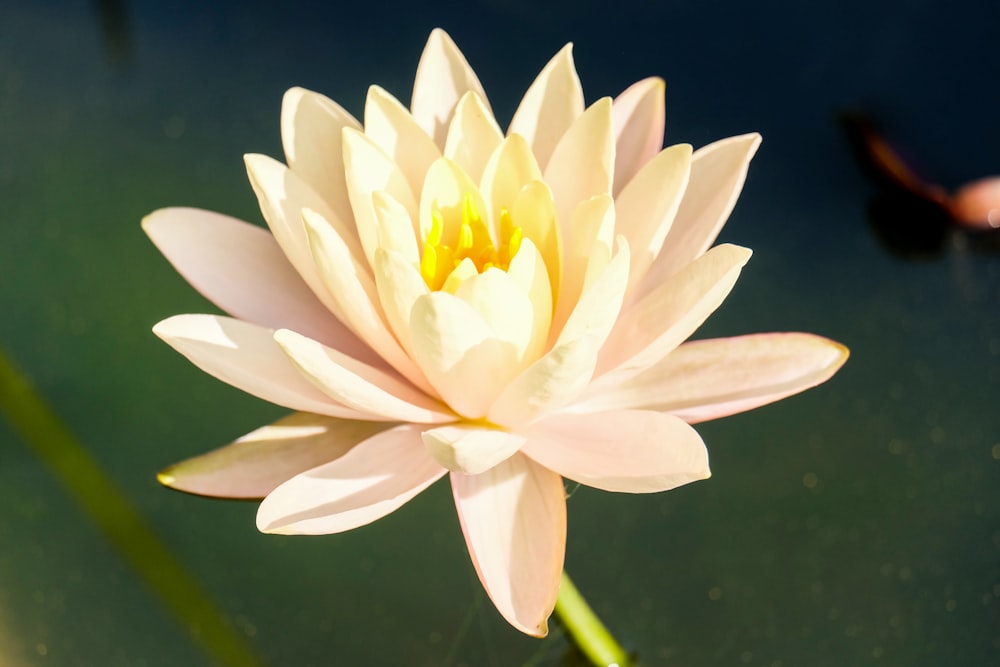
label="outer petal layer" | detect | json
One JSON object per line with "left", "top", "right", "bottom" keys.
{"left": 576, "top": 333, "right": 850, "bottom": 423}
{"left": 522, "top": 410, "right": 709, "bottom": 493}
{"left": 141, "top": 207, "right": 365, "bottom": 356}
{"left": 153, "top": 314, "right": 375, "bottom": 419}
{"left": 611, "top": 77, "right": 665, "bottom": 195}
{"left": 274, "top": 329, "right": 453, "bottom": 423}
{"left": 634, "top": 133, "right": 761, "bottom": 301}
{"left": 257, "top": 424, "right": 446, "bottom": 534}
{"left": 158, "top": 413, "right": 389, "bottom": 499}
{"left": 451, "top": 454, "right": 566, "bottom": 637}
{"left": 596, "top": 243, "right": 752, "bottom": 382}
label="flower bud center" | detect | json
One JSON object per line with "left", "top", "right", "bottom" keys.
{"left": 420, "top": 193, "right": 523, "bottom": 291}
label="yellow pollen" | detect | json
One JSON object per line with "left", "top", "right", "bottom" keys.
{"left": 420, "top": 194, "right": 524, "bottom": 291}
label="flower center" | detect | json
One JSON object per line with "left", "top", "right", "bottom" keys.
{"left": 420, "top": 194, "right": 523, "bottom": 291}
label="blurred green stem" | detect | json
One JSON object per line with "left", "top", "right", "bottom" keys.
{"left": 554, "top": 571, "right": 632, "bottom": 667}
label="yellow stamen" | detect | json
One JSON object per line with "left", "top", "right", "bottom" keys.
{"left": 507, "top": 226, "right": 523, "bottom": 261}
{"left": 457, "top": 221, "right": 474, "bottom": 254}
{"left": 420, "top": 194, "right": 525, "bottom": 290}
{"left": 420, "top": 243, "right": 439, "bottom": 287}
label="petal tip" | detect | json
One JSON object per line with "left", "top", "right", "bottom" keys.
{"left": 140, "top": 209, "right": 167, "bottom": 234}
{"left": 156, "top": 469, "right": 177, "bottom": 487}
{"left": 527, "top": 618, "right": 549, "bottom": 638}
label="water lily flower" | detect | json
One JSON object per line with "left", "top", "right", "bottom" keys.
{"left": 144, "top": 29, "right": 848, "bottom": 636}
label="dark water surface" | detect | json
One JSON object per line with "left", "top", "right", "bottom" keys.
{"left": 1, "top": 1, "right": 998, "bottom": 665}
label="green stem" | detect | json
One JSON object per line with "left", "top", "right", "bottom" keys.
{"left": 554, "top": 571, "right": 632, "bottom": 667}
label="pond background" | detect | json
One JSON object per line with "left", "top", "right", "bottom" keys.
{"left": 1, "top": 0, "right": 998, "bottom": 665}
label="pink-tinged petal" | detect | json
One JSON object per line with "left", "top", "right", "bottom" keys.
{"left": 421, "top": 424, "right": 525, "bottom": 474}
{"left": 364, "top": 85, "right": 442, "bottom": 199}
{"left": 611, "top": 77, "right": 665, "bottom": 196}
{"left": 411, "top": 28, "right": 490, "bottom": 149}
{"left": 633, "top": 133, "right": 761, "bottom": 302}
{"left": 257, "top": 424, "right": 446, "bottom": 534}
{"left": 522, "top": 411, "right": 709, "bottom": 493}
{"left": 451, "top": 454, "right": 565, "bottom": 637}
{"left": 444, "top": 91, "right": 505, "bottom": 184}
{"left": 142, "top": 207, "right": 366, "bottom": 356}
{"left": 595, "top": 244, "right": 752, "bottom": 385}
{"left": 488, "top": 239, "right": 630, "bottom": 429}
{"left": 508, "top": 43, "right": 584, "bottom": 171}
{"left": 615, "top": 143, "right": 692, "bottom": 297}
{"left": 578, "top": 333, "right": 849, "bottom": 423}
{"left": 302, "top": 208, "right": 433, "bottom": 393}
{"left": 158, "top": 413, "right": 390, "bottom": 499}
{"left": 409, "top": 291, "right": 520, "bottom": 419}
{"left": 281, "top": 87, "right": 360, "bottom": 226}
{"left": 543, "top": 97, "right": 615, "bottom": 236}
{"left": 274, "top": 328, "right": 453, "bottom": 423}
{"left": 342, "top": 127, "right": 420, "bottom": 269}
{"left": 152, "top": 314, "right": 373, "bottom": 419}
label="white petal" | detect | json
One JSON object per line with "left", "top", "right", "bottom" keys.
{"left": 280, "top": 87, "right": 360, "bottom": 225}
{"left": 488, "top": 238, "right": 630, "bottom": 428}
{"left": 480, "top": 133, "right": 543, "bottom": 231}
{"left": 258, "top": 424, "right": 446, "bottom": 534}
{"left": 550, "top": 194, "right": 614, "bottom": 340}
{"left": 158, "top": 413, "right": 390, "bottom": 498}
{"left": 505, "top": 239, "right": 553, "bottom": 364}
{"left": 451, "top": 454, "right": 565, "bottom": 637}
{"left": 543, "top": 97, "right": 615, "bottom": 235}
{"left": 409, "top": 292, "right": 520, "bottom": 419}
{"left": 454, "top": 267, "right": 537, "bottom": 362}
{"left": 244, "top": 152, "right": 366, "bottom": 283}
{"left": 576, "top": 333, "right": 849, "bottom": 423}
{"left": 372, "top": 247, "right": 430, "bottom": 359}
{"left": 522, "top": 411, "right": 709, "bottom": 493}
{"left": 594, "top": 243, "right": 752, "bottom": 386}
{"left": 633, "top": 133, "right": 761, "bottom": 302}
{"left": 611, "top": 77, "right": 665, "bottom": 195}
{"left": 509, "top": 180, "right": 562, "bottom": 299}
{"left": 274, "top": 328, "right": 454, "bottom": 423}
{"left": 411, "top": 28, "right": 490, "bottom": 148}
{"left": 371, "top": 191, "right": 420, "bottom": 265}
{"left": 153, "top": 314, "right": 372, "bottom": 419}
{"left": 508, "top": 43, "right": 584, "bottom": 170}
{"left": 444, "top": 91, "right": 504, "bottom": 184}
{"left": 142, "top": 207, "right": 365, "bottom": 356}
{"left": 615, "top": 143, "right": 692, "bottom": 297}
{"left": 302, "top": 208, "right": 433, "bottom": 393}
{"left": 342, "top": 127, "right": 419, "bottom": 269}
{"left": 364, "top": 85, "right": 442, "bottom": 198}
{"left": 421, "top": 424, "right": 525, "bottom": 474}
